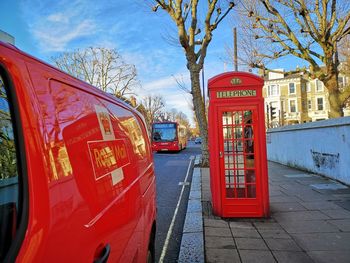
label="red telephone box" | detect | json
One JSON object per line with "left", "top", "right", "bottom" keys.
{"left": 208, "top": 72, "right": 269, "bottom": 218}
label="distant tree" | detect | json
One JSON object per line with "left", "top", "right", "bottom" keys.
{"left": 240, "top": 0, "right": 350, "bottom": 118}
{"left": 142, "top": 95, "right": 166, "bottom": 133}
{"left": 52, "top": 47, "right": 139, "bottom": 97}
{"left": 151, "top": 0, "right": 235, "bottom": 166}
{"left": 164, "top": 108, "right": 190, "bottom": 127}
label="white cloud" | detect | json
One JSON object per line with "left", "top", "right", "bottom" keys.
{"left": 31, "top": 19, "right": 96, "bottom": 52}
{"left": 20, "top": 0, "right": 99, "bottom": 52}
{"left": 47, "top": 13, "right": 69, "bottom": 23}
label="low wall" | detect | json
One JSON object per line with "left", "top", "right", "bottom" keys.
{"left": 266, "top": 117, "right": 350, "bottom": 185}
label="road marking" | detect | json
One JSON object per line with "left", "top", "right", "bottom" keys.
{"left": 159, "top": 155, "right": 195, "bottom": 263}
{"left": 178, "top": 182, "right": 190, "bottom": 186}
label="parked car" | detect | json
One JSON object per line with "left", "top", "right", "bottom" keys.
{"left": 0, "top": 40, "right": 156, "bottom": 263}
{"left": 194, "top": 137, "right": 202, "bottom": 144}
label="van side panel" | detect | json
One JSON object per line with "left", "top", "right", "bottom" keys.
{"left": 0, "top": 44, "right": 156, "bottom": 263}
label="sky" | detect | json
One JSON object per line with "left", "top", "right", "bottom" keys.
{"left": 0, "top": 0, "right": 301, "bottom": 126}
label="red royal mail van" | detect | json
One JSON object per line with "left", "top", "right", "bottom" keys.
{"left": 0, "top": 41, "right": 156, "bottom": 263}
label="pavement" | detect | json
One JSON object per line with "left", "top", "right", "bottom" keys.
{"left": 179, "top": 159, "right": 350, "bottom": 263}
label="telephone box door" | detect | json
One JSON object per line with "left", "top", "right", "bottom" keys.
{"left": 218, "top": 106, "right": 263, "bottom": 217}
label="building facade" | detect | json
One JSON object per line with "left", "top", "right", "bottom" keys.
{"left": 263, "top": 69, "right": 349, "bottom": 127}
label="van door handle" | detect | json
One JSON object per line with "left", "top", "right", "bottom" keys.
{"left": 219, "top": 151, "right": 223, "bottom": 158}
{"left": 94, "top": 244, "right": 110, "bottom": 263}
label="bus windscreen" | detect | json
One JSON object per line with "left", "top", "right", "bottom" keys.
{"left": 152, "top": 123, "right": 176, "bottom": 142}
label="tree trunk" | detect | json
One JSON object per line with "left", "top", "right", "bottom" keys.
{"left": 323, "top": 74, "right": 344, "bottom": 118}
{"left": 190, "top": 69, "right": 209, "bottom": 167}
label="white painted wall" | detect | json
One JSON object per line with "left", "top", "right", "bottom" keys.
{"left": 267, "top": 117, "right": 350, "bottom": 185}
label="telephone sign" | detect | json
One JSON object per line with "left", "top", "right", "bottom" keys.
{"left": 208, "top": 72, "right": 269, "bottom": 218}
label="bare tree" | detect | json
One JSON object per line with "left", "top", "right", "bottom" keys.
{"left": 151, "top": 0, "right": 235, "bottom": 166}
{"left": 164, "top": 108, "right": 190, "bottom": 127}
{"left": 239, "top": 0, "right": 350, "bottom": 118}
{"left": 52, "top": 47, "right": 139, "bottom": 98}
{"left": 142, "top": 95, "right": 166, "bottom": 133}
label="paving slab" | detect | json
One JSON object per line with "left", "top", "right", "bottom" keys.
{"left": 291, "top": 232, "right": 350, "bottom": 251}
{"left": 272, "top": 251, "right": 314, "bottom": 263}
{"left": 273, "top": 210, "right": 330, "bottom": 222}
{"left": 270, "top": 202, "right": 306, "bottom": 212}
{"left": 334, "top": 200, "right": 350, "bottom": 211}
{"left": 307, "top": 250, "right": 350, "bottom": 263}
{"left": 321, "top": 208, "right": 350, "bottom": 219}
{"left": 205, "top": 227, "right": 232, "bottom": 237}
{"left": 270, "top": 196, "right": 303, "bottom": 203}
{"left": 205, "top": 236, "right": 236, "bottom": 249}
{"left": 239, "top": 250, "right": 276, "bottom": 263}
{"left": 299, "top": 201, "right": 341, "bottom": 210}
{"left": 278, "top": 219, "right": 340, "bottom": 234}
{"left": 328, "top": 219, "right": 350, "bottom": 231}
{"left": 235, "top": 238, "right": 268, "bottom": 250}
{"left": 264, "top": 238, "right": 302, "bottom": 251}
{"left": 253, "top": 222, "right": 281, "bottom": 230}
{"left": 206, "top": 248, "right": 240, "bottom": 263}
{"left": 230, "top": 228, "right": 261, "bottom": 238}
{"left": 204, "top": 218, "right": 229, "bottom": 228}
{"left": 229, "top": 221, "right": 255, "bottom": 229}
{"left": 258, "top": 229, "right": 291, "bottom": 239}
{"left": 294, "top": 192, "right": 330, "bottom": 202}
{"left": 310, "top": 182, "right": 348, "bottom": 190}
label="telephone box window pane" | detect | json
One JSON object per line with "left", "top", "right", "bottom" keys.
{"left": 224, "top": 127, "right": 232, "bottom": 139}
{"left": 223, "top": 112, "right": 232, "bottom": 125}
{"left": 247, "top": 185, "right": 256, "bottom": 198}
{"left": 226, "top": 185, "right": 235, "bottom": 198}
{"left": 234, "top": 112, "right": 242, "bottom": 125}
{"left": 246, "top": 169, "right": 256, "bottom": 183}
{"left": 232, "top": 141, "right": 244, "bottom": 154}
{"left": 245, "top": 156, "right": 255, "bottom": 166}
{"left": 233, "top": 141, "right": 243, "bottom": 153}
{"left": 234, "top": 127, "right": 242, "bottom": 139}
{"left": 224, "top": 155, "right": 234, "bottom": 169}
{"left": 224, "top": 141, "right": 233, "bottom": 153}
{"left": 245, "top": 140, "right": 254, "bottom": 155}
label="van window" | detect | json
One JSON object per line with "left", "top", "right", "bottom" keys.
{"left": 0, "top": 74, "right": 20, "bottom": 261}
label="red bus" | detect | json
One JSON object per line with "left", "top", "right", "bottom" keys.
{"left": 151, "top": 122, "right": 187, "bottom": 152}
{"left": 0, "top": 40, "right": 156, "bottom": 263}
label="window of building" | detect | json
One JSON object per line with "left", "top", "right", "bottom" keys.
{"left": 0, "top": 74, "right": 22, "bottom": 261}
{"left": 306, "top": 82, "right": 311, "bottom": 92}
{"left": 268, "top": 84, "right": 279, "bottom": 96}
{"left": 289, "top": 83, "right": 296, "bottom": 94}
{"left": 315, "top": 80, "right": 323, "bottom": 92}
{"left": 316, "top": 97, "right": 324, "bottom": 110}
{"left": 289, "top": 99, "right": 297, "bottom": 113}
{"left": 338, "top": 76, "right": 347, "bottom": 89}
{"left": 308, "top": 100, "right": 312, "bottom": 110}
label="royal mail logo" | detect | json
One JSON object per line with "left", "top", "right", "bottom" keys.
{"left": 88, "top": 139, "right": 129, "bottom": 181}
